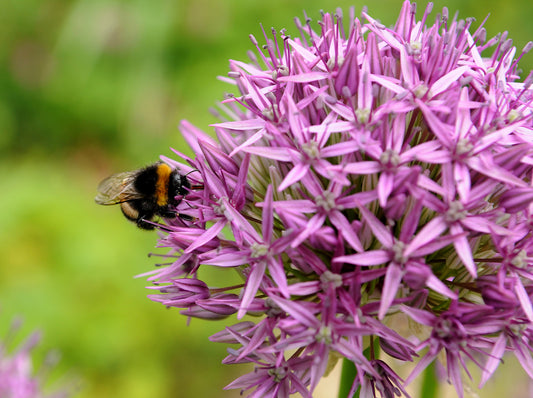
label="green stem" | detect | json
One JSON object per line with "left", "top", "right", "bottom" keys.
{"left": 419, "top": 361, "right": 439, "bottom": 398}
{"left": 338, "top": 357, "right": 358, "bottom": 398}
{"left": 338, "top": 343, "right": 378, "bottom": 398}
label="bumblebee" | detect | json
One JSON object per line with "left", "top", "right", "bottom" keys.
{"left": 95, "top": 162, "right": 191, "bottom": 229}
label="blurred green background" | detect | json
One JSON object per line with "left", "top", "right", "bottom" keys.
{"left": 0, "top": 1, "right": 532, "bottom": 397}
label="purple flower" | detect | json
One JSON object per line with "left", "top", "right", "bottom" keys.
{"left": 402, "top": 302, "right": 505, "bottom": 398}
{"left": 355, "top": 360, "right": 410, "bottom": 398}
{"left": 223, "top": 351, "right": 313, "bottom": 398}
{"left": 143, "top": 2, "right": 533, "bottom": 396}
{"left": 0, "top": 317, "right": 72, "bottom": 398}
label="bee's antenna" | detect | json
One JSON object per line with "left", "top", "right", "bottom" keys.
{"left": 185, "top": 169, "right": 204, "bottom": 190}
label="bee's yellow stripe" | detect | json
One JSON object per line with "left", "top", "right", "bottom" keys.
{"left": 155, "top": 163, "right": 172, "bottom": 206}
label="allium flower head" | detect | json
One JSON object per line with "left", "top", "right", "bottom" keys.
{"left": 145, "top": 2, "right": 533, "bottom": 397}
{"left": 0, "top": 317, "right": 71, "bottom": 398}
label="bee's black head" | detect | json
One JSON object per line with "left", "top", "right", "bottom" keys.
{"left": 168, "top": 171, "right": 190, "bottom": 205}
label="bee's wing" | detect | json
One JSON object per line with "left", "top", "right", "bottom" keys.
{"left": 95, "top": 171, "right": 144, "bottom": 205}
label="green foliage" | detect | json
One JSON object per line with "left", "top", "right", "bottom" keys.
{"left": 0, "top": 0, "right": 531, "bottom": 159}
{"left": 0, "top": 157, "right": 246, "bottom": 397}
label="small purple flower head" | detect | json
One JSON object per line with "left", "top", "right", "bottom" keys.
{"left": 144, "top": 2, "right": 533, "bottom": 396}
{"left": 0, "top": 317, "right": 72, "bottom": 398}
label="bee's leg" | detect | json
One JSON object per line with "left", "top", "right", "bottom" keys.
{"left": 136, "top": 217, "right": 156, "bottom": 230}
{"left": 177, "top": 214, "right": 194, "bottom": 221}
{"left": 157, "top": 224, "right": 173, "bottom": 232}
{"left": 163, "top": 211, "right": 194, "bottom": 221}
{"left": 163, "top": 210, "right": 194, "bottom": 222}
{"left": 161, "top": 210, "right": 177, "bottom": 218}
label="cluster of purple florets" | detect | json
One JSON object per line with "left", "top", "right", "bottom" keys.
{"left": 146, "top": 2, "right": 533, "bottom": 397}
{"left": 0, "top": 318, "right": 69, "bottom": 398}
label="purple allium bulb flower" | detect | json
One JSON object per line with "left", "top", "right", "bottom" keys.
{"left": 145, "top": 1, "right": 533, "bottom": 396}
{"left": 0, "top": 317, "right": 72, "bottom": 398}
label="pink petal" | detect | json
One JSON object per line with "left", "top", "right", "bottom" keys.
{"left": 212, "top": 118, "right": 266, "bottom": 131}
{"left": 238, "top": 261, "right": 267, "bottom": 319}
{"left": 479, "top": 333, "right": 506, "bottom": 387}
{"left": 378, "top": 263, "right": 403, "bottom": 319}
{"left": 185, "top": 219, "right": 226, "bottom": 253}
{"left": 241, "top": 146, "right": 296, "bottom": 162}
{"left": 278, "top": 163, "right": 310, "bottom": 191}
{"left": 355, "top": 202, "right": 393, "bottom": 247}
{"left": 514, "top": 278, "right": 533, "bottom": 321}
{"left": 377, "top": 172, "right": 394, "bottom": 207}
{"left": 334, "top": 250, "right": 390, "bottom": 266}
{"left": 329, "top": 210, "right": 364, "bottom": 252}
{"left": 450, "top": 224, "right": 477, "bottom": 277}
{"left": 404, "top": 217, "right": 447, "bottom": 257}
{"left": 278, "top": 72, "right": 330, "bottom": 83}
